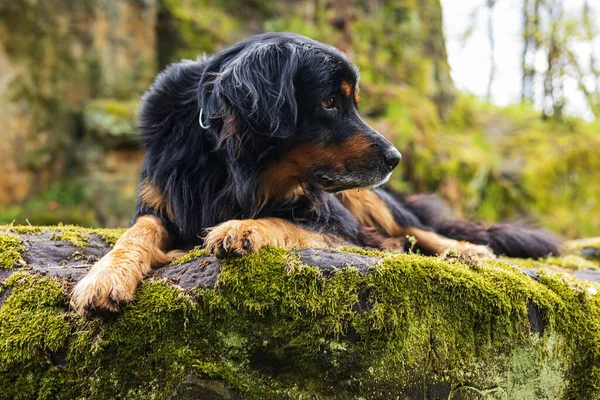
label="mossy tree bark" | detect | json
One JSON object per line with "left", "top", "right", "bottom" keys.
{"left": 1, "top": 226, "right": 600, "bottom": 399}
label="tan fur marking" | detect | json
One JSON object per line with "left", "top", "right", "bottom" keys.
{"left": 340, "top": 80, "right": 352, "bottom": 97}
{"left": 404, "top": 227, "right": 495, "bottom": 258}
{"left": 218, "top": 111, "right": 244, "bottom": 152}
{"left": 339, "top": 189, "right": 494, "bottom": 257}
{"left": 379, "top": 237, "right": 406, "bottom": 252}
{"left": 338, "top": 189, "right": 404, "bottom": 236}
{"left": 205, "top": 217, "right": 347, "bottom": 256}
{"left": 139, "top": 179, "right": 175, "bottom": 221}
{"left": 403, "top": 227, "right": 460, "bottom": 254}
{"left": 325, "top": 135, "right": 373, "bottom": 167}
{"left": 70, "top": 215, "right": 172, "bottom": 314}
{"left": 259, "top": 136, "right": 374, "bottom": 205}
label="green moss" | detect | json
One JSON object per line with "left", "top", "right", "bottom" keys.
{"left": 566, "top": 237, "right": 600, "bottom": 251}
{"left": 339, "top": 246, "right": 388, "bottom": 257}
{"left": 49, "top": 231, "right": 89, "bottom": 248}
{"left": 0, "top": 233, "right": 26, "bottom": 269}
{"left": 83, "top": 98, "right": 139, "bottom": 145}
{"left": 86, "top": 98, "right": 138, "bottom": 119}
{"left": 170, "top": 246, "right": 208, "bottom": 265}
{"left": 536, "top": 272, "right": 600, "bottom": 397}
{"left": 545, "top": 255, "right": 600, "bottom": 270}
{"left": 0, "top": 272, "right": 73, "bottom": 400}
{"left": 89, "top": 228, "right": 126, "bottom": 247}
{"left": 71, "top": 280, "right": 197, "bottom": 398}
{"left": 3, "top": 225, "right": 47, "bottom": 235}
{"left": 506, "top": 254, "right": 600, "bottom": 271}
{"left": 2, "top": 247, "right": 600, "bottom": 398}
{"left": 196, "top": 249, "right": 579, "bottom": 397}
{"left": 0, "top": 272, "right": 197, "bottom": 400}
{"left": 9, "top": 224, "right": 90, "bottom": 248}
{"left": 565, "top": 237, "right": 600, "bottom": 262}
{"left": 1, "top": 224, "right": 125, "bottom": 248}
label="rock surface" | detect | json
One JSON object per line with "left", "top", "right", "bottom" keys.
{"left": 1, "top": 226, "right": 600, "bottom": 399}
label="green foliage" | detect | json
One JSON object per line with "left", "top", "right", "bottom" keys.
{"left": 0, "top": 182, "right": 98, "bottom": 227}
{"left": 161, "top": 0, "right": 454, "bottom": 113}
{"left": 387, "top": 95, "right": 600, "bottom": 238}
{"left": 514, "top": 126, "right": 600, "bottom": 237}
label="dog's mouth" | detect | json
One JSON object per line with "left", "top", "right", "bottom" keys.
{"left": 308, "top": 144, "right": 400, "bottom": 192}
{"left": 312, "top": 169, "right": 393, "bottom": 193}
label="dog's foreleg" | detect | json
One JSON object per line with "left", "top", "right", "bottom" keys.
{"left": 204, "top": 218, "right": 346, "bottom": 258}
{"left": 71, "top": 215, "right": 172, "bottom": 315}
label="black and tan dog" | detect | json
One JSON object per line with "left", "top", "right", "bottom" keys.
{"left": 71, "top": 33, "right": 559, "bottom": 314}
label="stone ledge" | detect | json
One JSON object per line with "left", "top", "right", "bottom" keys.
{"left": 1, "top": 226, "right": 600, "bottom": 399}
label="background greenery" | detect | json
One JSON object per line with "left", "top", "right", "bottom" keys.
{"left": 0, "top": 0, "right": 598, "bottom": 239}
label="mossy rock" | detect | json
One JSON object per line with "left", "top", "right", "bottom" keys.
{"left": 565, "top": 237, "right": 600, "bottom": 262}
{"left": 83, "top": 98, "right": 140, "bottom": 148}
{"left": 1, "top": 226, "right": 600, "bottom": 399}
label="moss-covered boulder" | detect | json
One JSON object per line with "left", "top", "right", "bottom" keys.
{"left": 83, "top": 99, "right": 140, "bottom": 148}
{"left": 1, "top": 225, "right": 600, "bottom": 399}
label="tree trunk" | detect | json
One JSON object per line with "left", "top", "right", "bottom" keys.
{"left": 486, "top": 0, "right": 497, "bottom": 102}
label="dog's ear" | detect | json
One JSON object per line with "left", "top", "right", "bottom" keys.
{"left": 214, "top": 42, "right": 299, "bottom": 139}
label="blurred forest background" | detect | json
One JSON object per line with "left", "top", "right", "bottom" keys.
{"left": 0, "top": 0, "right": 598, "bottom": 239}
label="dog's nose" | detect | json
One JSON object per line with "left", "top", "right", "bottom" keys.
{"left": 384, "top": 148, "right": 401, "bottom": 170}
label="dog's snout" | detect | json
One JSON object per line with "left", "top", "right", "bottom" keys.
{"left": 384, "top": 148, "right": 401, "bottom": 170}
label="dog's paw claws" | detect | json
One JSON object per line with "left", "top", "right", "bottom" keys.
{"left": 205, "top": 220, "right": 272, "bottom": 258}
{"left": 453, "top": 242, "right": 496, "bottom": 259}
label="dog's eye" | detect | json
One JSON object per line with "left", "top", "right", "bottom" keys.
{"left": 321, "top": 97, "right": 336, "bottom": 110}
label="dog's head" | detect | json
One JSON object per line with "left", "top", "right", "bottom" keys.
{"left": 200, "top": 32, "right": 400, "bottom": 203}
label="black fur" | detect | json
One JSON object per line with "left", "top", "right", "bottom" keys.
{"left": 381, "top": 190, "right": 560, "bottom": 257}
{"left": 133, "top": 32, "right": 560, "bottom": 258}
{"left": 436, "top": 221, "right": 561, "bottom": 258}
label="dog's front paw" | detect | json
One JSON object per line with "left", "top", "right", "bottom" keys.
{"left": 452, "top": 242, "right": 496, "bottom": 259}
{"left": 204, "top": 220, "right": 276, "bottom": 258}
{"left": 70, "top": 250, "right": 142, "bottom": 315}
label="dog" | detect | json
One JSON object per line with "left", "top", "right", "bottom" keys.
{"left": 71, "top": 32, "right": 560, "bottom": 314}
